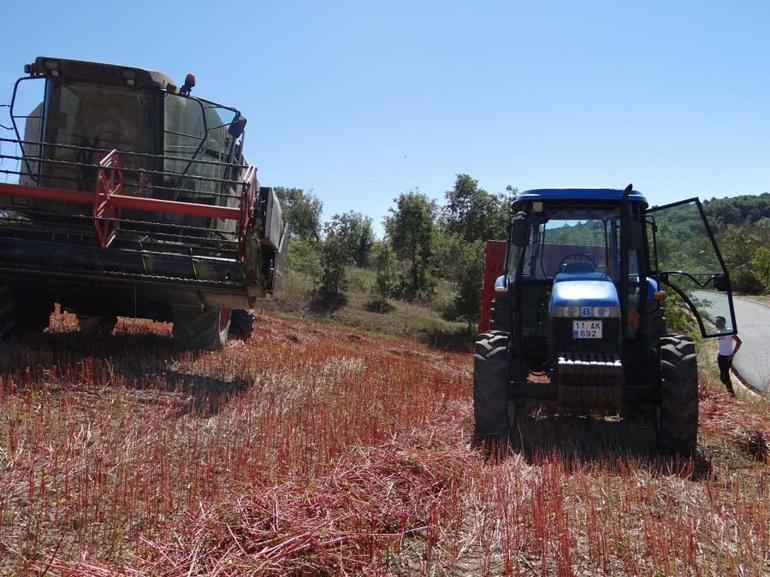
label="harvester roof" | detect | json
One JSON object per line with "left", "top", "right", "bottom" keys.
{"left": 26, "top": 56, "right": 176, "bottom": 92}
{"left": 514, "top": 188, "right": 648, "bottom": 207}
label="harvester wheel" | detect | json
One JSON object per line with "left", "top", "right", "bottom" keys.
{"left": 473, "top": 330, "right": 512, "bottom": 446}
{"left": 656, "top": 336, "right": 698, "bottom": 456}
{"left": 172, "top": 307, "right": 231, "bottom": 350}
{"left": 78, "top": 315, "right": 117, "bottom": 337}
{"left": 0, "top": 284, "right": 53, "bottom": 340}
{"left": 229, "top": 309, "right": 256, "bottom": 340}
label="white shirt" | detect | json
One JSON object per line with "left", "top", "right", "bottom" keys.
{"left": 717, "top": 332, "right": 734, "bottom": 356}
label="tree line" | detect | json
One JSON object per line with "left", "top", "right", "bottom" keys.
{"left": 275, "top": 175, "right": 514, "bottom": 318}
{"left": 276, "top": 185, "right": 770, "bottom": 320}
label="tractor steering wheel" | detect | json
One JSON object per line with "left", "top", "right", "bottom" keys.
{"left": 558, "top": 253, "right": 597, "bottom": 271}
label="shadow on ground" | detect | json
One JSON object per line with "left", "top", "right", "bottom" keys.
{"left": 0, "top": 329, "right": 249, "bottom": 418}
{"left": 481, "top": 412, "right": 712, "bottom": 481}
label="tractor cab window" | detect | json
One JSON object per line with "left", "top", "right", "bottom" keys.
{"left": 512, "top": 208, "right": 623, "bottom": 281}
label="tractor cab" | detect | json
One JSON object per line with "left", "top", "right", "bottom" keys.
{"left": 474, "top": 186, "right": 736, "bottom": 455}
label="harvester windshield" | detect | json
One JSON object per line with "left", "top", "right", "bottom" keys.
{"left": 46, "top": 82, "right": 158, "bottom": 154}
{"left": 36, "top": 81, "right": 160, "bottom": 189}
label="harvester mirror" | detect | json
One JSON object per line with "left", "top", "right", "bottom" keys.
{"left": 228, "top": 117, "right": 247, "bottom": 139}
{"left": 511, "top": 216, "right": 530, "bottom": 247}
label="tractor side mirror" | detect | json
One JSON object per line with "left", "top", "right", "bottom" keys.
{"left": 712, "top": 273, "right": 730, "bottom": 292}
{"left": 511, "top": 217, "right": 530, "bottom": 247}
{"left": 228, "top": 117, "right": 247, "bottom": 139}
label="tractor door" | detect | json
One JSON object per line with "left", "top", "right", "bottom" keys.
{"left": 647, "top": 198, "right": 737, "bottom": 337}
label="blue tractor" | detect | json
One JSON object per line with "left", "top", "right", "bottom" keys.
{"left": 474, "top": 185, "right": 737, "bottom": 455}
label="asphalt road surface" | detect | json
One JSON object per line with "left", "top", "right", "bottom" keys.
{"left": 729, "top": 296, "right": 770, "bottom": 395}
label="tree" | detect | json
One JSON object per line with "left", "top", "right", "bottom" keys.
{"left": 332, "top": 211, "right": 375, "bottom": 268}
{"left": 433, "top": 233, "right": 485, "bottom": 317}
{"left": 371, "top": 242, "right": 399, "bottom": 300}
{"left": 385, "top": 191, "right": 437, "bottom": 301}
{"left": 316, "top": 215, "right": 355, "bottom": 306}
{"left": 443, "top": 174, "right": 510, "bottom": 243}
{"left": 750, "top": 246, "right": 770, "bottom": 291}
{"left": 274, "top": 187, "right": 323, "bottom": 242}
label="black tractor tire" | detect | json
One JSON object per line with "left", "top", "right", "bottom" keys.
{"left": 656, "top": 336, "right": 699, "bottom": 456}
{"left": 473, "top": 330, "right": 512, "bottom": 446}
{"left": 78, "top": 314, "right": 118, "bottom": 337}
{"left": 660, "top": 334, "right": 696, "bottom": 356}
{"left": 172, "top": 307, "right": 231, "bottom": 351}
{"left": 0, "top": 284, "right": 53, "bottom": 341}
{"left": 229, "top": 309, "right": 256, "bottom": 340}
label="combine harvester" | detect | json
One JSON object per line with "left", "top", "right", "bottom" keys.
{"left": 0, "top": 57, "right": 287, "bottom": 349}
{"left": 476, "top": 186, "right": 737, "bottom": 455}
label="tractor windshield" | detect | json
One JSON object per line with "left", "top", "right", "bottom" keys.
{"left": 512, "top": 207, "right": 633, "bottom": 281}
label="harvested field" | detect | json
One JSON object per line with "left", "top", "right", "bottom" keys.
{"left": 0, "top": 310, "right": 768, "bottom": 576}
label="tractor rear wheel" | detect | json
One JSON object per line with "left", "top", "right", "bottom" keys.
{"left": 473, "top": 331, "right": 512, "bottom": 446}
{"left": 229, "top": 309, "right": 256, "bottom": 340}
{"left": 172, "top": 307, "right": 231, "bottom": 350}
{"left": 656, "top": 335, "right": 699, "bottom": 456}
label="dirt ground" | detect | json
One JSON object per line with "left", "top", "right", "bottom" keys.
{"left": 0, "top": 310, "right": 768, "bottom": 576}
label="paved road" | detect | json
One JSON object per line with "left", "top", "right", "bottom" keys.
{"left": 729, "top": 296, "right": 770, "bottom": 395}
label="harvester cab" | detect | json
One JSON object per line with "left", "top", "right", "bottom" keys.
{"left": 0, "top": 57, "right": 288, "bottom": 348}
{"left": 475, "top": 186, "right": 736, "bottom": 455}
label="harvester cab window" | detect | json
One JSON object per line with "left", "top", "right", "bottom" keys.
{"left": 647, "top": 198, "right": 737, "bottom": 337}
{"left": 43, "top": 81, "right": 158, "bottom": 189}
{"left": 163, "top": 94, "right": 239, "bottom": 196}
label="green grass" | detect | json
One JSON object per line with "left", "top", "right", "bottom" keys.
{"left": 270, "top": 267, "right": 475, "bottom": 351}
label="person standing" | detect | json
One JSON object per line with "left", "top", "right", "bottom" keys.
{"left": 715, "top": 316, "right": 742, "bottom": 396}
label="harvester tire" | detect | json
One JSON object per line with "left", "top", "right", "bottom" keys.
{"left": 172, "top": 307, "right": 231, "bottom": 351}
{"left": 229, "top": 309, "right": 256, "bottom": 340}
{"left": 0, "top": 284, "right": 53, "bottom": 340}
{"left": 78, "top": 315, "right": 117, "bottom": 337}
{"left": 473, "top": 330, "right": 511, "bottom": 446}
{"left": 656, "top": 336, "right": 698, "bottom": 457}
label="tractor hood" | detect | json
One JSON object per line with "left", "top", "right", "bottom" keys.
{"left": 549, "top": 272, "right": 620, "bottom": 315}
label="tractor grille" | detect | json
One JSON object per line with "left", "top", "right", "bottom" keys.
{"left": 556, "top": 353, "right": 623, "bottom": 386}
{"left": 555, "top": 353, "right": 625, "bottom": 407}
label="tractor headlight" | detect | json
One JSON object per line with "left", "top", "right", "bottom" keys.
{"left": 593, "top": 306, "right": 611, "bottom": 318}
{"left": 552, "top": 306, "right": 581, "bottom": 318}
{"left": 552, "top": 305, "right": 619, "bottom": 318}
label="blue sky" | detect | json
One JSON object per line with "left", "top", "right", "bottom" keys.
{"left": 2, "top": 1, "right": 768, "bottom": 234}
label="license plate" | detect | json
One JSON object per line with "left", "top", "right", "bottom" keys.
{"left": 572, "top": 320, "right": 603, "bottom": 339}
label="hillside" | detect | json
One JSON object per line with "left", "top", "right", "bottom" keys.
{"left": 0, "top": 310, "right": 768, "bottom": 575}
{"left": 702, "top": 192, "right": 770, "bottom": 228}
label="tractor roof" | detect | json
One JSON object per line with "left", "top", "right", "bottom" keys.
{"left": 26, "top": 56, "right": 176, "bottom": 92}
{"left": 515, "top": 188, "right": 648, "bottom": 206}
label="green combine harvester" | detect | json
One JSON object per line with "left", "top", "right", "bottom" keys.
{"left": 0, "top": 56, "right": 288, "bottom": 349}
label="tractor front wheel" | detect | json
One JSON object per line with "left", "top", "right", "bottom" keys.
{"left": 656, "top": 335, "right": 699, "bottom": 456}
{"left": 473, "top": 331, "right": 512, "bottom": 447}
